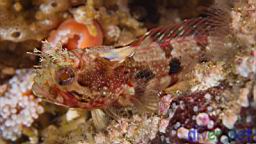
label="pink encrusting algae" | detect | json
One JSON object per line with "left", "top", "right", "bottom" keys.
{"left": 0, "top": 69, "right": 44, "bottom": 141}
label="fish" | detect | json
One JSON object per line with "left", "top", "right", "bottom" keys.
{"left": 32, "top": 5, "right": 231, "bottom": 129}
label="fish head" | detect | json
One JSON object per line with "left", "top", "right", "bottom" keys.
{"left": 32, "top": 42, "right": 96, "bottom": 108}
{"left": 32, "top": 42, "right": 126, "bottom": 109}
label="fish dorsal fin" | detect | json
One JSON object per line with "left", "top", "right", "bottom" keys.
{"left": 86, "top": 46, "right": 135, "bottom": 62}
{"left": 130, "top": 5, "right": 231, "bottom": 48}
{"left": 98, "top": 46, "right": 135, "bottom": 62}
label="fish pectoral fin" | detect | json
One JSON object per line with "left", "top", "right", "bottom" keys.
{"left": 91, "top": 109, "right": 108, "bottom": 131}
{"left": 104, "top": 106, "right": 124, "bottom": 121}
{"left": 133, "top": 79, "right": 161, "bottom": 114}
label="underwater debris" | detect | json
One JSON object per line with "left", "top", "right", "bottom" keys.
{"left": 0, "top": 69, "right": 44, "bottom": 141}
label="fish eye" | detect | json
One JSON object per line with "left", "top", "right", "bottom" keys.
{"left": 55, "top": 67, "right": 75, "bottom": 85}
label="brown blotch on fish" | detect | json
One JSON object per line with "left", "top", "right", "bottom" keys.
{"left": 135, "top": 69, "right": 155, "bottom": 81}
{"left": 169, "top": 58, "right": 182, "bottom": 74}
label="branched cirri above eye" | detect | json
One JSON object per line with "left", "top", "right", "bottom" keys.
{"left": 55, "top": 67, "right": 75, "bottom": 85}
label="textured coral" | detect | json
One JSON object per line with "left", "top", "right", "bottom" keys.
{"left": 0, "top": 0, "right": 255, "bottom": 144}
{"left": 0, "top": 0, "right": 71, "bottom": 42}
{"left": 71, "top": 0, "right": 147, "bottom": 45}
{"left": 0, "top": 69, "right": 44, "bottom": 141}
{"left": 39, "top": 1, "right": 256, "bottom": 143}
{"left": 231, "top": 0, "right": 256, "bottom": 47}
{"left": 96, "top": 115, "right": 160, "bottom": 143}
{"left": 0, "top": 0, "right": 147, "bottom": 45}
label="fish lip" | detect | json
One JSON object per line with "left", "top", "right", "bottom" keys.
{"left": 32, "top": 82, "right": 56, "bottom": 101}
{"left": 32, "top": 83, "right": 47, "bottom": 98}
{"left": 32, "top": 81, "right": 84, "bottom": 108}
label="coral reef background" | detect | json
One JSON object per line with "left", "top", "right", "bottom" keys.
{"left": 0, "top": 0, "right": 255, "bottom": 144}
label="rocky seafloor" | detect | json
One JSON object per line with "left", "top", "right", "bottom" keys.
{"left": 0, "top": 0, "right": 255, "bottom": 144}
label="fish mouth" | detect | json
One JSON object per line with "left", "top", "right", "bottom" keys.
{"left": 32, "top": 83, "right": 53, "bottom": 101}
{"left": 32, "top": 82, "right": 106, "bottom": 109}
{"left": 32, "top": 83, "right": 45, "bottom": 98}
